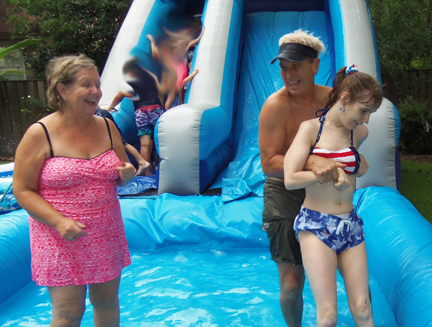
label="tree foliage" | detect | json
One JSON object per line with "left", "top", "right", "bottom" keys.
{"left": 6, "top": 0, "right": 133, "bottom": 77}
{"left": 368, "top": 0, "right": 432, "bottom": 73}
{"left": 368, "top": 0, "right": 432, "bottom": 154}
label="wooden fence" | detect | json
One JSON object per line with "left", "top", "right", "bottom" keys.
{"left": 1, "top": 70, "right": 432, "bottom": 158}
{"left": 0, "top": 80, "right": 49, "bottom": 158}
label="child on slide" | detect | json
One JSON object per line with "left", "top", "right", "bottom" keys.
{"left": 95, "top": 107, "right": 150, "bottom": 176}
{"left": 107, "top": 59, "right": 164, "bottom": 176}
{"left": 284, "top": 65, "right": 383, "bottom": 327}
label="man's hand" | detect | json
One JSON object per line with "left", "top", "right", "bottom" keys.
{"left": 305, "top": 155, "right": 347, "bottom": 184}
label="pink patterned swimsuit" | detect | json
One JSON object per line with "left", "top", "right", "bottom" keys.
{"left": 30, "top": 119, "right": 131, "bottom": 286}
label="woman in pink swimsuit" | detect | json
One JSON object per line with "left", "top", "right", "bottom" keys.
{"left": 13, "top": 54, "right": 136, "bottom": 327}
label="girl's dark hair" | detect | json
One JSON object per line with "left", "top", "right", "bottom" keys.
{"left": 326, "top": 66, "right": 383, "bottom": 109}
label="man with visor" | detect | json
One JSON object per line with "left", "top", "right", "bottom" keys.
{"left": 259, "top": 30, "right": 343, "bottom": 326}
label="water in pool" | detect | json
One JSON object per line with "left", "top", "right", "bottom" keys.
{"left": 0, "top": 243, "right": 397, "bottom": 326}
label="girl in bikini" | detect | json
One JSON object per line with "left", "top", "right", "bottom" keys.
{"left": 284, "top": 65, "right": 383, "bottom": 327}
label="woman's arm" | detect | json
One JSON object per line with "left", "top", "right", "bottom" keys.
{"left": 13, "top": 124, "right": 87, "bottom": 240}
{"left": 284, "top": 121, "right": 320, "bottom": 190}
{"left": 107, "top": 120, "right": 136, "bottom": 186}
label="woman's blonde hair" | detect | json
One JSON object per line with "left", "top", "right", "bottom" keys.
{"left": 45, "top": 54, "right": 98, "bottom": 112}
{"left": 279, "top": 29, "right": 325, "bottom": 56}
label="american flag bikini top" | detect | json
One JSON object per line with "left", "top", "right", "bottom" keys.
{"left": 309, "top": 109, "right": 361, "bottom": 175}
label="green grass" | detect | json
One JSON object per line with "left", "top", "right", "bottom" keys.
{"left": 399, "top": 160, "right": 432, "bottom": 224}
{"left": 0, "top": 161, "right": 11, "bottom": 165}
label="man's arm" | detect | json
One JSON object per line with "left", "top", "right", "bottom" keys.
{"left": 304, "top": 155, "right": 346, "bottom": 184}
{"left": 258, "top": 97, "right": 286, "bottom": 179}
{"left": 284, "top": 122, "right": 320, "bottom": 189}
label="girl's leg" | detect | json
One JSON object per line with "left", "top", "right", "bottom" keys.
{"left": 298, "top": 231, "right": 338, "bottom": 327}
{"left": 88, "top": 276, "right": 121, "bottom": 327}
{"left": 48, "top": 284, "right": 87, "bottom": 327}
{"left": 338, "top": 243, "right": 374, "bottom": 327}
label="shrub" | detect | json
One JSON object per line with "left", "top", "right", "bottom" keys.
{"left": 398, "top": 96, "right": 432, "bottom": 154}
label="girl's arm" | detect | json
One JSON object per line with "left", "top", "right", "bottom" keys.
{"left": 284, "top": 121, "right": 320, "bottom": 190}
{"left": 147, "top": 34, "right": 160, "bottom": 62}
{"left": 353, "top": 125, "right": 369, "bottom": 178}
{"left": 13, "top": 124, "right": 87, "bottom": 240}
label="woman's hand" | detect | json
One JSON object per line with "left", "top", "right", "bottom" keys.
{"left": 55, "top": 217, "right": 87, "bottom": 241}
{"left": 333, "top": 168, "right": 351, "bottom": 191}
{"left": 116, "top": 161, "right": 136, "bottom": 185}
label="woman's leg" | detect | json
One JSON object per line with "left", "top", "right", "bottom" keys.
{"left": 298, "top": 231, "right": 338, "bottom": 327}
{"left": 338, "top": 243, "right": 374, "bottom": 327}
{"left": 47, "top": 284, "right": 87, "bottom": 327}
{"left": 88, "top": 276, "right": 121, "bottom": 327}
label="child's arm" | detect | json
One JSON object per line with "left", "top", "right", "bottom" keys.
{"left": 353, "top": 124, "right": 369, "bottom": 178}
{"left": 355, "top": 154, "right": 369, "bottom": 178}
{"left": 164, "top": 88, "right": 177, "bottom": 110}
{"left": 187, "top": 27, "right": 205, "bottom": 50}
{"left": 107, "top": 91, "right": 136, "bottom": 111}
{"left": 333, "top": 168, "right": 351, "bottom": 191}
{"left": 145, "top": 68, "right": 163, "bottom": 92}
{"left": 147, "top": 34, "right": 160, "bottom": 62}
{"left": 284, "top": 121, "right": 320, "bottom": 190}
{"left": 182, "top": 69, "right": 199, "bottom": 87}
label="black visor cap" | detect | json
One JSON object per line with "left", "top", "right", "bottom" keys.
{"left": 270, "top": 43, "right": 318, "bottom": 64}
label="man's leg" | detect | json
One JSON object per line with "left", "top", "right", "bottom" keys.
{"left": 276, "top": 262, "right": 305, "bottom": 327}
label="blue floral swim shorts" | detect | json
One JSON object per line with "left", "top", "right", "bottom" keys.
{"left": 135, "top": 104, "right": 166, "bottom": 137}
{"left": 293, "top": 206, "right": 365, "bottom": 255}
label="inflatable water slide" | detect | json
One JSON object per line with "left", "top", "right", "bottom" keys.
{"left": 1, "top": 0, "right": 432, "bottom": 326}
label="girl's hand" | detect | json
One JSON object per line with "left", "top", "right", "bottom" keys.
{"left": 333, "top": 168, "right": 351, "bottom": 191}
{"left": 116, "top": 161, "right": 136, "bottom": 183}
{"left": 55, "top": 217, "right": 87, "bottom": 241}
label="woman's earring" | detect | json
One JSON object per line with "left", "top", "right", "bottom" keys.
{"left": 340, "top": 107, "right": 345, "bottom": 112}
{"left": 63, "top": 98, "right": 69, "bottom": 109}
